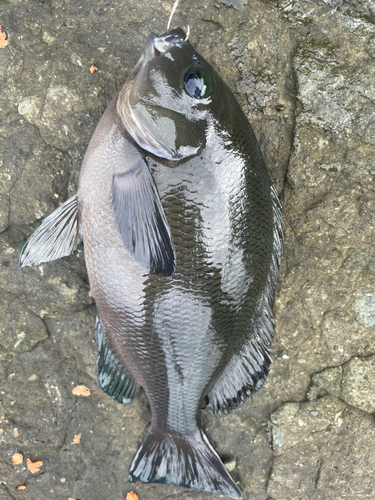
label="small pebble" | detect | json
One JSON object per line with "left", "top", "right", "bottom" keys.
{"left": 224, "top": 458, "right": 236, "bottom": 472}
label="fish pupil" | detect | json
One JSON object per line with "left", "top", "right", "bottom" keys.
{"left": 184, "top": 71, "right": 204, "bottom": 98}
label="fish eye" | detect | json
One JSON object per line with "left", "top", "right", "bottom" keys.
{"left": 184, "top": 69, "right": 211, "bottom": 98}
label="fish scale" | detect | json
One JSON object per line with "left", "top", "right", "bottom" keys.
{"left": 19, "top": 27, "right": 282, "bottom": 499}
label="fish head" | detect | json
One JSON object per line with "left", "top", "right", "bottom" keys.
{"left": 117, "top": 28, "right": 216, "bottom": 161}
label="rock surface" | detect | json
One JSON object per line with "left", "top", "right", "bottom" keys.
{"left": 1, "top": 0, "right": 374, "bottom": 499}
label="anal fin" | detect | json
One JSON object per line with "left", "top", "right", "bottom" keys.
{"left": 208, "top": 335, "right": 272, "bottom": 416}
{"left": 95, "top": 316, "right": 138, "bottom": 404}
{"left": 208, "top": 291, "right": 276, "bottom": 416}
{"left": 19, "top": 194, "right": 81, "bottom": 270}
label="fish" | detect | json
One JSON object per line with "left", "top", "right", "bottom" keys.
{"left": 19, "top": 26, "right": 282, "bottom": 500}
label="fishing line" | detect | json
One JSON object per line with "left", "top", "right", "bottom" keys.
{"left": 166, "top": 0, "right": 190, "bottom": 41}
{"left": 167, "top": 0, "right": 180, "bottom": 30}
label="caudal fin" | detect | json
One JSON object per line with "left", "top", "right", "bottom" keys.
{"left": 128, "top": 427, "right": 242, "bottom": 499}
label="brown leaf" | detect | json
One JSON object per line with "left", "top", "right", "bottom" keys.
{"left": 126, "top": 492, "right": 139, "bottom": 500}
{"left": 17, "top": 485, "right": 26, "bottom": 490}
{"left": 72, "top": 433, "right": 81, "bottom": 443}
{"left": 27, "top": 458, "right": 43, "bottom": 473}
{"left": 72, "top": 385, "right": 91, "bottom": 396}
{"left": 90, "top": 64, "right": 97, "bottom": 73}
{"left": 60, "top": 477, "right": 66, "bottom": 483}
{"left": 0, "top": 31, "right": 8, "bottom": 48}
{"left": 12, "top": 453, "right": 23, "bottom": 465}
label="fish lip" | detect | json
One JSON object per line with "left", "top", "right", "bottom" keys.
{"left": 126, "top": 29, "right": 187, "bottom": 88}
{"left": 153, "top": 28, "right": 187, "bottom": 56}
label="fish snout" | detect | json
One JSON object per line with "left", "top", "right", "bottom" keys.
{"left": 153, "top": 28, "right": 187, "bottom": 56}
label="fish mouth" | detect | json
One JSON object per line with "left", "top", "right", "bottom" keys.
{"left": 126, "top": 28, "right": 187, "bottom": 83}
{"left": 116, "top": 28, "right": 201, "bottom": 160}
{"left": 153, "top": 28, "right": 187, "bottom": 57}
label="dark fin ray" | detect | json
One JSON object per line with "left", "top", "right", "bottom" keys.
{"left": 19, "top": 195, "right": 81, "bottom": 270}
{"left": 208, "top": 185, "right": 283, "bottom": 416}
{"left": 112, "top": 158, "right": 175, "bottom": 276}
{"left": 95, "top": 316, "right": 139, "bottom": 404}
{"left": 208, "top": 337, "right": 272, "bottom": 416}
{"left": 129, "top": 427, "right": 242, "bottom": 499}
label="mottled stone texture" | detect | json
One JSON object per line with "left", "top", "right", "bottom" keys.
{"left": 0, "top": 0, "right": 374, "bottom": 499}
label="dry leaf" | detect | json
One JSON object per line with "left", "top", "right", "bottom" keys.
{"left": 12, "top": 453, "right": 23, "bottom": 465}
{"left": 90, "top": 64, "right": 97, "bottom": 73}
{"left": 72, "top": 385, "right": 91, "bottom": 396}
{"left": 14, "top": 428, "right": 19, "bottom": 437}
{"left": 27, "top": 458, "right": 43, "bottom": 473}
{"left": 17, "top": 485, "right": 26, "bottom": 490}
{"left": 72, "top": 433, "right": 81, "bottom": 443}
{"left": 126, "top": 492, "right": 139, "bottom": 500}
{"left": 0, "top": 31, "right": 8, "bottom": 48}
{"left": 60, "top": 477, "right": 66, "bottom": 483}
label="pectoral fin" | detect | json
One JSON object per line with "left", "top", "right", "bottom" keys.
{"left": 19, "top": 195, "right": 81, "bottom": 270}
{"left": 112, "top": 158, "right": 175, "bottom": 276}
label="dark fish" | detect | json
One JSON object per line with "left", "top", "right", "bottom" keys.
{"left": 19, "top": 28, "right": 282, "bottom": 499}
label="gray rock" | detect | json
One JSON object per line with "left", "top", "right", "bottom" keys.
{"left": 341, "top": 356, "right": 375, "bottom": 412}
{"left": 312, "top": 365, "right": 343, "bottom": 398}
{"left": 311, "top": 356, "right": 375, "bottom": 413}
{"left": 269, "top": 397, "right": 375, "bottom": 499}
{"left": 356, "top": 293, "right": 375, "bottom": 327}
{"left": 1, "top": 0, "right": 375, "bottom": 498}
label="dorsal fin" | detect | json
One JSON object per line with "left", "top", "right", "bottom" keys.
{"left": 208, "top": 184, "right": 283, "bottom": 416}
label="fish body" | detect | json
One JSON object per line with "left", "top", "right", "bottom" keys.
{"left": 20, "top": 29, "right": 282, "bottom": 499}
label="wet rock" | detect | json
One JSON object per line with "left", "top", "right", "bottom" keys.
{"left": 355, "top": 293, "right": 375, "bottom": 327}
{"left": 17, "top": 95, "right": 44, "bottom": 128}
{"left": 270, "top": 396, "right": 347, "bottom": 454}
{"left": 0, "top": 291, "right": 48, "bottom": 354}
{"left": 341, "top": 356, "right": 375, "bottom": 412}
{"left": 311, "top": 365, "right": 343, "bottom": 399}
{"left": 40, "top": 85, "right": 83, "bottom": 151}
{"left": 268, "top": 397, "right": 375, "bottom": 499}
{"left": 219, "top": 0, "right": 248, "bottom": 8}
{"left": 1, "top": 0, "right": 375, "bottom": 498}
{"left": 203, "top": 406, "right": 272, "bottom": 500}
{"left": 312, "top": 356, "right": 375, "bottom": 413}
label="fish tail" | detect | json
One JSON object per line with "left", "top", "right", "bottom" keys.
{"left": 128, "top": 426, "right": 242, "bottom": 499}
